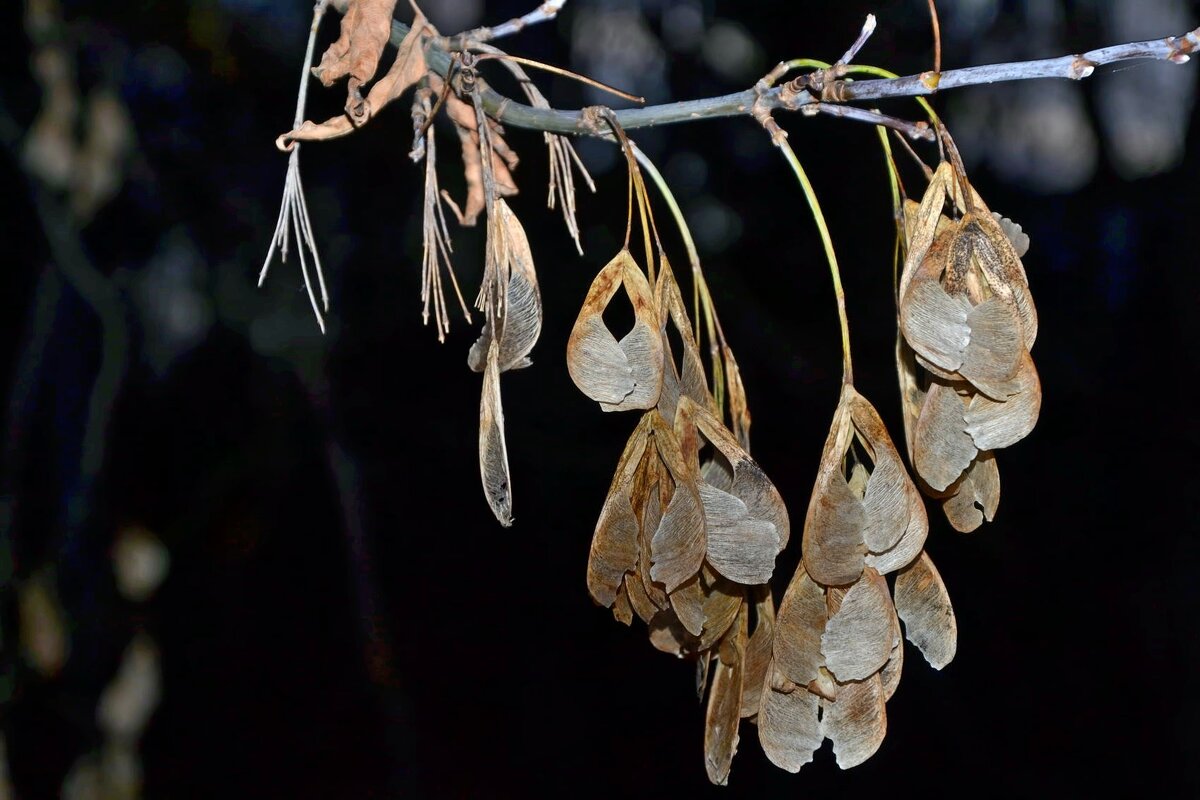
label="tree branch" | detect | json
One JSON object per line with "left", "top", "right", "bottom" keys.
{"left": 375, "top": 15, "right": 1198, "bottom": 137}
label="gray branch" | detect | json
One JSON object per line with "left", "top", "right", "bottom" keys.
{"left": 381, "top": 16, "right": 1198, "bottom": 136}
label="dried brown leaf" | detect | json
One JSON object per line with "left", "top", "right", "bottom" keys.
{"left": 567, "top": 250, "right": 664, "bottom": 412}
{"left": 895, "top": 550, "right": 957, "bottom": 669}
{"left": 821, "top": 568, "right": 896, "bottom": 682}
{"left": 354, "top": 8, "right": 428, "bottom": 124}
{"left": 441, "top": 93, "right": 519, "bottom": 227}
{"left": 822, "top": 672, "right": 887, "bottom": 769}
{"left": 312, "top": 0, "right": 399, "bottom": 96}
{"left": 757, "top": 676, "right": 822, "bottom": 773}
{"left": 478, "top": 342, "right": 513, "bottom": 525}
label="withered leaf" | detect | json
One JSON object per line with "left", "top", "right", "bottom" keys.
{"left": 468, "top": 200, "right": 542, "bottom": 372}
{"left": 821, "top": 568, "right": 896, "bottom": 682}
{"left": 478, "top": 341, "right": 513, "bottom": 526}
{"left": 802, "top": 392, "right": 867, "bottom": 586}
{"left": 441, "top": 92, "right": 519, "bottom": 227}
{"left": 312, "top": 0, "right": 399, "bottom": 94}
{"left": 964, "top": 353, "right": 1042, "bottom": 451}
{"left": 941, "top": 451, "right": 1001, "bottom": 533}
{"left": 567, "top": 250, "right": 664, "bottom": 412}
{"left": 352, "top": 7, "right": 428, "bottom": 124}
{"left": 913, "top": 380, "right": 977, "bottom": 493}
{"left": 586, "top": 416, "right": 651, "bottom": 607}
{"left": 772, "top": 566, "right": 827, "bottom": 688}
{"left": 704, "top": 605, "right": 747, "bottom": 785}
{"left": 757, "top": 677, "right": 822, "bottom": 773}
{"left": 822, "top": 672, "right": 887, "bottom": 769}
{"left": 895, "top": 550, "right": 957, "bottom": 669}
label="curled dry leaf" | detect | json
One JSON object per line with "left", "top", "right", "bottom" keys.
{"left": 821, "top": 568, "right": 897, "bottom": 682}
{"left": 478, "top": 342, "right": 513, "bottom": 526}
{"left": 312, "top": 0, "right": 399, "bottom": 98}
{"left": 704, "top": 604, "right": 747, "bottom": 786}
{"left": 468, "top": 199, "right": 542, "bottom": 372}
{"left": 281, "top": 6, "right": 428, "bottom": 147}
{"left": 566, "top": 250, "right": 663, "bottom": 411}
{"left": 894, "top": 551, "right": 957, "bottom": 669}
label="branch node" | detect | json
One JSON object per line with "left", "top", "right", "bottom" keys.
{"left": 1068, "top": 57, "right": 1096, "bottom": 79}
{"left": 919, "top": 70, "right": 941, "bottom": 90}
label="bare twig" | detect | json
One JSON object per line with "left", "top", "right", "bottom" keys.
{"left": 813, "top": 104, "right": 933, "bottom": 140}
{"left": 461, "top": 0, "right": 567, "bottom": 45}
{"left": 378, "top": 16, "right": 1199, "bottom": 136}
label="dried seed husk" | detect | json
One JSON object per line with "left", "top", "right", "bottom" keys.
{"left": 740, "top": 586, "right": 775, "bottom": 719}
{"left": 648, "top": 413, "right": 706, "bottom": 592}
{"left": 913, "top": 380, "right": 977, "bottom": 493}
{"left": 994, "top": 212, "right": 1030, "bottom": 257}
{"left": 941, "top": 451, "right": 1001, "bottom": 532}
{"left": 895, "top": 550, "right": 957, "bottom": 669}
{"left": 822, "top": 672, "right": 887, "bottom": 769}
{"left": 648, "top": 608, "right": 691, "bottom": 656}
{"left": 679, "top": 397, "right": 788, "bottom": 584}
{"left": 757, "top": 674, "right": 822, "bottom": 773}
{"left": 879, "top": 632, "right": 904, "bottom": 701}
{"left": 772, "top": 566, "right": 827, "bottom": 688}
{"left": 567, "top": 249, "right": 664, "bottom": 412}
{"left": 654, "top": 258, "right": 715, "bottom": 424}
{"left": 802, "top": 391, "right": 867, "bottom": 586}
{"left": 478, "top": 341, "right": 513, "bottom": 525}
{"left": 586, "top": 416, "right": 652, "bottom": 607}
{"left": 964, "top": 352, "right": 1042, "bottom": 450}
{"left": 697, "top": 566, "right": 743, "bottom": 651}
{"left": 638, "top": 475, "right": 670, "bottom": 610}
{"left": 468, "top": 199, "right": 542, "bottom": 372}
{"left": 895, "top": 337, "right": 925, "bottom": 460}
{"left": 722, "top": 345, "right": 752, "bottom": 449}
{"left": 821, "top": 568, "right": 896, "bottom": 682}
{"left": 901, "top": 235, "right": 973, "bottom": 373}
{"left": 954, "top": 207, "right": 1038, "bottom": 348}
{"left": 625, "top": 570, "right": 659, "bottom": 624}
{"left": 704, "top": 604, "right": 747, "bottom": 785}
{"left": 898, "top": 161, "right": 953, "bottom": 303}
{"left": 670, "top": 574, "right": 707, "bottom": 637}
{"left": 847, "top": 391, "right": 926, "bottom": 557}
{"left": 611, "top": 580, "right": 633, "bottom": 625}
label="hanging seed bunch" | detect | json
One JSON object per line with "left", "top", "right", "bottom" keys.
{"left": 256, "top": 0, "right": 1078, "bottom": 786}
{"left": 896, "top": 136, "right": 1041, "bottom": 532}
{"left": 569, "top": 118, "right": 791, "bottom": 784}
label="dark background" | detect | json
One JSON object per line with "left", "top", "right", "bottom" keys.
{"left": 2, "top": 0, "right": 1198, "bottom": 796}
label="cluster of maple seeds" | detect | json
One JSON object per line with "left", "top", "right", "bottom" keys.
{"left": 267, "top": 0, "right": 1042, "bottom": 784}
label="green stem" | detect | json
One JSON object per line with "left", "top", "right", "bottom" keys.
{"left": 775, "top": 137, "right": 853, "bottom": 386}
{"left": 631, "top": 145, "right": 727, "bottom": 412}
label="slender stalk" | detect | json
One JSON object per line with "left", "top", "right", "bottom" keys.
{"left": 631, "top": 145, "right": 727, "bottom": 412}
{"left": 774, "top": 138, "right": 853, "bottom": 386}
